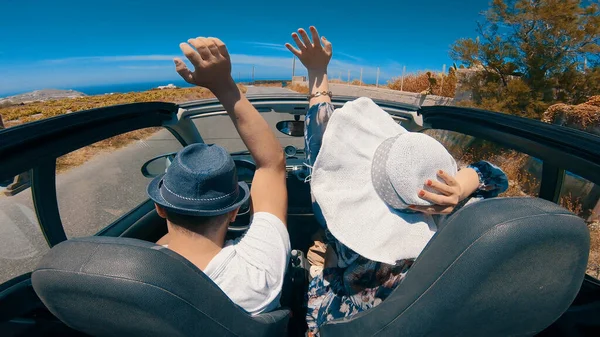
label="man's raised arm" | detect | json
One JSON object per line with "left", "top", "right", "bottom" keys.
{"left": 174, "top": 37, "right": 287, "bottom": 224}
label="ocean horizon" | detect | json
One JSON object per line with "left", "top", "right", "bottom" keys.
{"left": 1, "top": 77, "right": 293, "bottom": 98}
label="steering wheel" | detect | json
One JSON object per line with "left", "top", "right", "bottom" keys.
{"left": 228, "top": 159, "right": 256, "bottom": 232}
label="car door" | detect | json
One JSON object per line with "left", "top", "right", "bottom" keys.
{"left": 418, "top": 105, "right": 600, "bottom": 335}
{"left": 0, "top": 102, "right": 188, "bottom": 336}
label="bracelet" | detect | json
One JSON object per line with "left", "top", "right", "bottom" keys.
{"left": 308, "top": 91, "right": 332, "bottom": 99}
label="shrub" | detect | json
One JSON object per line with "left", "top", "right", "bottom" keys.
{"left": 287, "top": 83, "right": 309, "bottom": 94}
{"left": 387, "top": 70, "right": 457, "bottom": 97}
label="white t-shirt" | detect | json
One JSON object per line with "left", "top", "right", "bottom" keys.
{"left": 203, "top": 212, "right": 290, "bottom": 315}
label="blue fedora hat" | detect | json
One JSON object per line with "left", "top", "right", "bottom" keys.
{"left": 147, "top": 143, "right": 249, "bottom": 216}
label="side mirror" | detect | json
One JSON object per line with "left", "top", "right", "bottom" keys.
{"left": 276, "top": 120, "right": 304, "bottom": 137}
{"left": 141, "top": 152, "right": 177, "bottom": 178}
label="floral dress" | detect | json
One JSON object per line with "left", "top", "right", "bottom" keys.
{"left": 304, "top": 102, "right": 509, "bottom": 336}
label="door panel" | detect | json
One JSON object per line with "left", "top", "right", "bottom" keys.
{"left": 0, "top": 102, "right": 180, "bottom": 335}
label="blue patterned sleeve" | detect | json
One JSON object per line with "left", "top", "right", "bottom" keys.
{"left": 304, "top": 102, "right": 335, "bottom": 168}
{"left": 466, "top": 161, "right": 509, "bottom": 198}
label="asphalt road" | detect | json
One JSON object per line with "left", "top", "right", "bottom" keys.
{"left": 0, "top": 86, "right": 304, "bottom": 284}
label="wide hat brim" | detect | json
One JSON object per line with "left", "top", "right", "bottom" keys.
{"left": 147, "top": 173, "right": 250, "bottom": 216}
{"left": 311, "top": 97, "right": 437, "bottom": 265}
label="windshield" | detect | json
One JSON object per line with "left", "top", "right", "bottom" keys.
{"left": 190, "top": 111, "right": 305, "bottom": 153}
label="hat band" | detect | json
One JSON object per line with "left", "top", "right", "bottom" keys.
{"left": 159, "top": 179, "right": 239, "bottom": 210}
{"left": 371, "top": 136, "right": 416, "bottom": 213}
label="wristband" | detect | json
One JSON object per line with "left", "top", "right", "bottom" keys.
{"left": 308, "top": 91, "right": 332, "bottom": 99}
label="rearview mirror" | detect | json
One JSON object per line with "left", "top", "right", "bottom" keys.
{"left": 276, "top": 120, "right": 304, "bottom": 137}
{"left": 141, "top": 152, "right": 177, "bottom": 178}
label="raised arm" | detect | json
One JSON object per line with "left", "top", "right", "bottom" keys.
{"left": 286, "top": 27, "right": 332, "bottom": 106}
{"left": 174, "top": 37, "right": 287, "bottom": 223}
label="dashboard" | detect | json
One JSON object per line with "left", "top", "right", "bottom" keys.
{"left": 229, "top": 146, "right": 313, "bottom": 231}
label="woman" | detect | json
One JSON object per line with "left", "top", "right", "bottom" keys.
{"left": 286, "top": 27, "right": 508, "bottom": 336}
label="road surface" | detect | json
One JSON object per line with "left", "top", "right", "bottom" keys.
{"left": 0, "top": 86, "right": 304, "bottom": 283}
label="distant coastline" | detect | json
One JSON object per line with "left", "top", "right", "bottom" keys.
{"left": 0, "top": 77, "right": 292, "bottom": 98}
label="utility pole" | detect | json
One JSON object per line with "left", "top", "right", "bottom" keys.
{"left": 360, "top": 68, "right": 363, "bottom": 85}
{"left": 401, "top": 66, "right": 406, "bottom": 91}
{"left": 292, "top": 56, "right": 296, "bottom": 78}
{"left": 376, "top": 67, "right": 380, "bottom": 87}
{"left": 440, "top": 64, "right": 446, "bottom": 96}
{"left": 347, "top": 70, "right": 350, "bottom": 85}
{"left": 252, "top": 65, "right": 255, "bottom": 84}
{"left": 238, "top": 71, "right": 241, "bottom": 83}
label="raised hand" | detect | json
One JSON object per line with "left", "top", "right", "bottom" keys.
{"left": 174, "top": 37, "right": 234, "bottom": 94}
{"left": 410, "top": 170, "right": 464, "bottom": 215}
{"left": 285, "top": 26, "right": 332, "bottom": 73}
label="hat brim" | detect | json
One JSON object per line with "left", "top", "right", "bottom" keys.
{"left": 311, "top": 97, "right": 437, "bottom": 265}
{"left": 147, "top": 173, "right": 250, "bottom": 217}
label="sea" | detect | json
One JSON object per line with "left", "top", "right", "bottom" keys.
{"left": 70, "top": 79, "right": 259, "bottom": 96}
{"left": 1, "top": 78, "right": 265, "bottom": 98}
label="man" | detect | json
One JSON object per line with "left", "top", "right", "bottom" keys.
{"left": 148, "top": 37, "right": 289, "bottom": 315}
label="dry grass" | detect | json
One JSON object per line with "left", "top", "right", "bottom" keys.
{"left": 1, "top": 84, "right": 246, "bottom": 173}
{"left": 542, "top": 95, "right": 600, "bottom": 130}
{"left": 0, "top": 84, "right": 247, "bottom": 125}
{"left": 436, "top": 136, "right": 540, "bottom": 198}
{"left": 55, "top": 128, "right": 161, "bottom": 173}
{"left": 287, "top": 83, "right": 309, "bottom": 94}
{"left": 560, "top": 195, "right": 600, "bottom": 277}
{"left": 588, "top": 222, "right": 600, "bottom": 278}
{"left": 387, "top": 71, "right": 457, "bottom": 98}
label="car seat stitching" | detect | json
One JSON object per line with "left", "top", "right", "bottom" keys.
{"left": 159, "top": 186, "right": 239, "bottom": 211}
{"left": 78, "top": 244, "right": 102, "bottom": 273}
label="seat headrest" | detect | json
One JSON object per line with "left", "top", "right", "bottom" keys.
{"left": 32, "top": 236, "right": 289, "bottom": 337}
{"left": 320, "top": 197, "right": 590, "bottom": 337}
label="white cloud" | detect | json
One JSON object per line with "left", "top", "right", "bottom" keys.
{"left": 119, "top": 65, "right": 173, "bottom": 70}
{"left": 41, "top": 55, "right": 178, "bottom": 64}
{"left": 246, "top": 42, "right": 288, "bottom": 52}
{"left": 336, "top": 52, "right": 363, "bottom": 62}
{"left": 4, "top": 52, "right": 407, "bottom": 95}
{"left": 229, "top": 53, "right": 294, "bottom": 68}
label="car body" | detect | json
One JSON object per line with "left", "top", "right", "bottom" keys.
{"left": 1, "top": 93, "right": 599, "bottom": 336}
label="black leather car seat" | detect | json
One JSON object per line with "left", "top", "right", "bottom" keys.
{"left": 31, "top": 237, "right": 289, "bottom": 337}
{"left": 319, "top": 197, "right": 590, "bottom": 337}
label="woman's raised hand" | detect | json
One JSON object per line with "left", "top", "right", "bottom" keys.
{"left": 285, "top": 26, "right": 332, "bottom": 73}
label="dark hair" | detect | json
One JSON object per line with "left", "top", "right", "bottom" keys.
{"left": 164, "top": 209, "right": 230, "bottom": 235}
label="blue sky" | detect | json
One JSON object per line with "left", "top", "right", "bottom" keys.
{"left": 0, "top": 0, "right": 492, "bottom": 96}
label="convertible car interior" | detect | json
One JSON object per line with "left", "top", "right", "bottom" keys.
{"left": 1, "top": 94, "right": 599, "bottom": 336}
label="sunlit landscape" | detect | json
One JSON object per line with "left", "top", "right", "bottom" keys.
{"left": 1, "top": 0, "right": 599, "bottom": 334}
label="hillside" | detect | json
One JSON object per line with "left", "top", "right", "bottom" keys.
{"left": 0, "top": 85, "right": 246, "bottom": 128}
{"left": 0, "top": 89, "right": 87, "bottom": 106}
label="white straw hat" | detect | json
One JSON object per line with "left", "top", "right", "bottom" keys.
{"left": 311, "top": 97, "right": 457, "bottom": 264}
